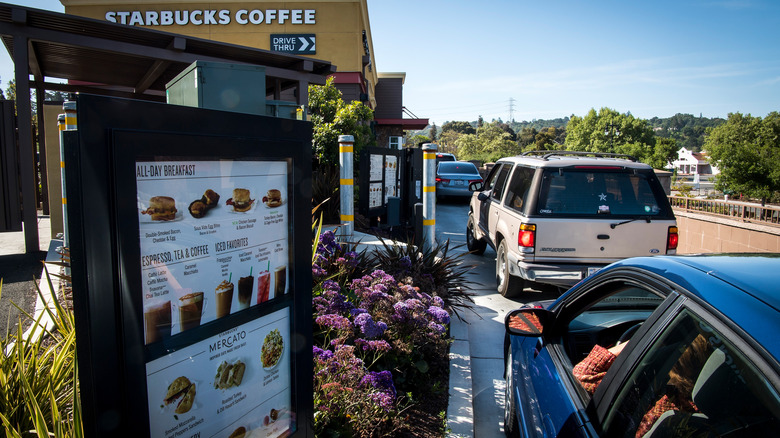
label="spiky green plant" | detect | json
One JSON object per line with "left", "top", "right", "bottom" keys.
{"left": 366, "top": 237, "right": 476, "bottom": 319}
{"left": 0, "top": 264, "right": 83, "bottom": 437}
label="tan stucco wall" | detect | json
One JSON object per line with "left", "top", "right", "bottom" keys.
{"left": 59, "top": 0, "right": 378, "bottom": 101}
{"left": 43, "top": 104, "right": 64, "bottom": 239}
{"left": 675, "top": 211, "right": 780, "bottom": 254}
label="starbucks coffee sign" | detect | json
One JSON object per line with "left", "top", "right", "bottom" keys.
{"left": 105, "top": 8, "right": 316, "bottom": 26}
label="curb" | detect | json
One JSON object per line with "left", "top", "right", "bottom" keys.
{"left": 446, "top": 315, "right": 474, "bottom": 437}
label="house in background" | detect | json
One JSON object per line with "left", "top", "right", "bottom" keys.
{"left": 672, "top": 147, "right": 719, "bottom": 175}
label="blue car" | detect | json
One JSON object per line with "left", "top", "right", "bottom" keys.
{"left": 504, "top": 254, "right": 780, "bottom": 438}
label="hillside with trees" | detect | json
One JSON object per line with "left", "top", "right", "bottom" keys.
{"left": 407, "top": 112, "right": 728, "bottom": 170}
{"left": 648, "top": 113, "right": 725, "bottom": 151}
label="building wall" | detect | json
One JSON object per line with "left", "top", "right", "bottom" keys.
{"left": 374, "top": 76, "right": 403, "bottom": 119}
{"left": 60, "top": 0, "right": 379, "bottom": 105}
{"left": 375, "top": 126, "right": 404, "bottom": 149}
{"left": 43, "top": 103, "right": 64, "bottom": 238}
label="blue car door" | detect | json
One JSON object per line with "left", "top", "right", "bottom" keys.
{"left": 511, "top": 335, "right": 593, "bottom": 437}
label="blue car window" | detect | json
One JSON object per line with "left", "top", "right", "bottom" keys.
{"left": 565, "top": 286, "right": 664, "bottom": 365}
{"left": 604, "top": 309, "right": 780, "bottom": 438}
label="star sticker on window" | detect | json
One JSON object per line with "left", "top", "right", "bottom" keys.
{"left": 599, "top": 193, "right": 607, "bottom": 201}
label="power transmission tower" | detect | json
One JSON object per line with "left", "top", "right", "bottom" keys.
{"left": 509, "top": 97, "right": 516, "bottom": 122}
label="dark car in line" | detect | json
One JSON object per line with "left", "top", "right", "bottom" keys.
{"left": 435, "top": 161, "right": 483, "bottom": 200}
{"left": 504, "top": 254, "right": 780, "bottom": 438}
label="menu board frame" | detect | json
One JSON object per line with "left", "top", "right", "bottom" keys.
{"left": 358, "top": 146, "right": 403, "bottom": 218}
{"left": 64, "top": 94, "right": 313, "bottom": 437}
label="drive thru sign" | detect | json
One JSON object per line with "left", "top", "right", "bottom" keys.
{"left": 270, "top": 34, "right": 316, "bottom": 54}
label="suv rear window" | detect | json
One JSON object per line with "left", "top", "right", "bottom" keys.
{"left": 537, "top": 168, "right": 667, "bottom": 217}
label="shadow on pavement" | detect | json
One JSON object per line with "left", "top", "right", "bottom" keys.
{"left": 0, "top": 252, "right": 46, "bottom": 335}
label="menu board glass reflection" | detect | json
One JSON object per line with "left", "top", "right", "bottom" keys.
{"left": 136, "top": 159, "right": 293, "bottom": 437}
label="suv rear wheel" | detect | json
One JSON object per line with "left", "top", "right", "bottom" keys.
{"left": 466, "top": 215, "right": 487, "bottom": 255}
{"left": 497, "top": 239, "right": 524, "bottom": 297}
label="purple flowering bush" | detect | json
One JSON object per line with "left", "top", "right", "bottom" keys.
{"left": 312, "top": 229, "right": 454, "bottom": 437}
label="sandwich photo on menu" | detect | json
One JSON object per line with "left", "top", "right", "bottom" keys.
{"left": 262, "top": 189, "right": 283, "bottom": 208}
{"left": 226, "top": 188, "right": 254, "bottom": 212}
{"left": 188, "top": 189, "right": 220, "bottom": 218}
{"left": 140, "top": 196, "right": 178, "bottom": 221}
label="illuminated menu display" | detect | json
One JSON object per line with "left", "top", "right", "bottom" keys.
{"left": 136, "top": 160, "right": 292, "bottom": 437}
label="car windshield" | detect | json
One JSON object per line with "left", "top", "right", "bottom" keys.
{"left": 438, "top": 162, "right": 479, "bottom": 175}
{"left": 537, "top": 168, "right": 667, "bottom": 217}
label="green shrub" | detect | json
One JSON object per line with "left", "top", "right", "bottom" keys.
{"left": 365, "top": 237, "right": 476, "bottom": 319}
{"left": 0, "top": 267, "right": 83, "bottom": 438}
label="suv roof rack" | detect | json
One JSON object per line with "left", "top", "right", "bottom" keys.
{"left": 521, "top": 150, "right": 638, "bottom": 162}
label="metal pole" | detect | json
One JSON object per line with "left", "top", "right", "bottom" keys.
{"left": 60, "top": 101, "right": 77, "bottom": 249}
{"left": 14, "top": 32, "right": 39, "bottom": 253}
{"left": 422, "top": 143, "right": 437, "bottom": 253}
{"left": 338, "top": 135, "right": 354, "bottom": 240}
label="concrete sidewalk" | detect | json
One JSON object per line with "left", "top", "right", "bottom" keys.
{"left": 0, "top": 215, "right": 63, "bottom": 340}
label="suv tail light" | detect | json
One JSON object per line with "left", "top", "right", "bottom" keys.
{"left": 518, "top": 224, "right": 536, "bottom": 248}
{"left": 436, "top": 177, "right": 449, "bottom": 183}
{"left": 667, "top": 226, "right": 679, "bottom": 252}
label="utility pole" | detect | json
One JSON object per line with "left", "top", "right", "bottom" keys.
{"left": 509, "top": 97, "right": 515, "bottom": 122}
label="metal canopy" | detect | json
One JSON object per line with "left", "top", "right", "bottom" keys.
{"left": 0, "top": 2, "right": 335, "bottom": 252}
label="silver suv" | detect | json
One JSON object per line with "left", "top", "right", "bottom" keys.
{"left": 467, "top": 151, "right": 678, "bottom": 297}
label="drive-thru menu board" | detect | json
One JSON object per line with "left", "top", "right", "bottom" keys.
{"left": 136, "top": 160, "right": 292, "bottom": 437}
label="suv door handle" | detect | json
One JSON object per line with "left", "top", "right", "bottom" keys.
{"left": 597, "top": 234, "right": 610, "bottom": 240}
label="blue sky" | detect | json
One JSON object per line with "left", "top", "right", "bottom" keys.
{"left": 2, "top": 0, "right": 779, "bottom": 125}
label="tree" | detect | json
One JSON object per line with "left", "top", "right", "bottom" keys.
{"left": 457, "top": 120, "right": 519, "bottom": 162}
{"left": 705, "top": 112, "right": 780, "bottom": 204}
{"left": 565, "top": 107, "right": 657, "bottom": 164}
{"left": 441, "top": 121, "right": 475, "bottom": 135}
{"left": 534, "top": 127, "right": 559, "bottom": 151}
{"left": 407, "top": 134, "right": 431, "bottom": 147}
{"left": 649, "top": 137, "right": 678, "bottom": 170}
{"left": 517, "top": 127, "right": 537, "bottom": 149}
{"left": 429, "top": 123, "right": 438, "bottom": 141}
{"left": 309, "top": 77, "right": 375, "bottom": 167}
{"left": 438, "top": 129, "right": 461, "bottom": 153}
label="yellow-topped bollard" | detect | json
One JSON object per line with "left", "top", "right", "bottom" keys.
{"left": 422, "top": 143, "right": 437, "bottom": 253}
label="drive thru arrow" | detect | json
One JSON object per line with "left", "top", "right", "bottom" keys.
{"left": 299, "top": 36, "right": 315, "bottom": 52}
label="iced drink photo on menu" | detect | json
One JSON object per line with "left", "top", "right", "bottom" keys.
{"left": 237, "top": 272, "right": 253, "bottom": 310}
{"left": 274, "top": 265, "right": 287, "bottom": 297}
{"left": 257, "top": 265, "right": 271, "bottom": 304}
{"left": 144, "top": 300, "right": 172, "bottom": 344}
{"left": 178, "top": 291, "right": 205, "bottom": 332}
{"left": 215, "top": 279, "right": 234, "bottom": 318}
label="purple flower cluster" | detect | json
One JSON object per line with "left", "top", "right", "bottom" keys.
{"left": 312, "top": 230, "right": 360, "bottom": 281}
{"left": 359, "top": 370, "right": 397, "bottom": 412}
{"left": 314, "top": 345, "right": 334, "bottom": 361}
{"left": 312, "top": 226, "right": 454, "bottom": 433}
{"left": 392, "top": 295, "right": 451, "bottom": 337}
{"left": 350, "top": 270, "right": 395, "bottom": 310}
{"left": 315, "top": 314, "right": 353, "bottom": 331}
{"left": 360, "top": 370, "right": 396, "bottom": 396}
{"left": 313, "top": 280, "right": 354, "bottom": 317}
{"left": 399, "top": 256, "right": 412, "bottom": 272}
{"left": 317, "top": 230, "right": 341, "bottom": 256}
{"left": 353, "top": 312, "right": 388, "bottom": 339}
{"left": 354, "top": 338, "right": 391, "bottom": 353}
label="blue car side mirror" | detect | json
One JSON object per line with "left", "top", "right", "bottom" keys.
{"left": 505, "top": 308, "right": 551, "bottom": 336}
